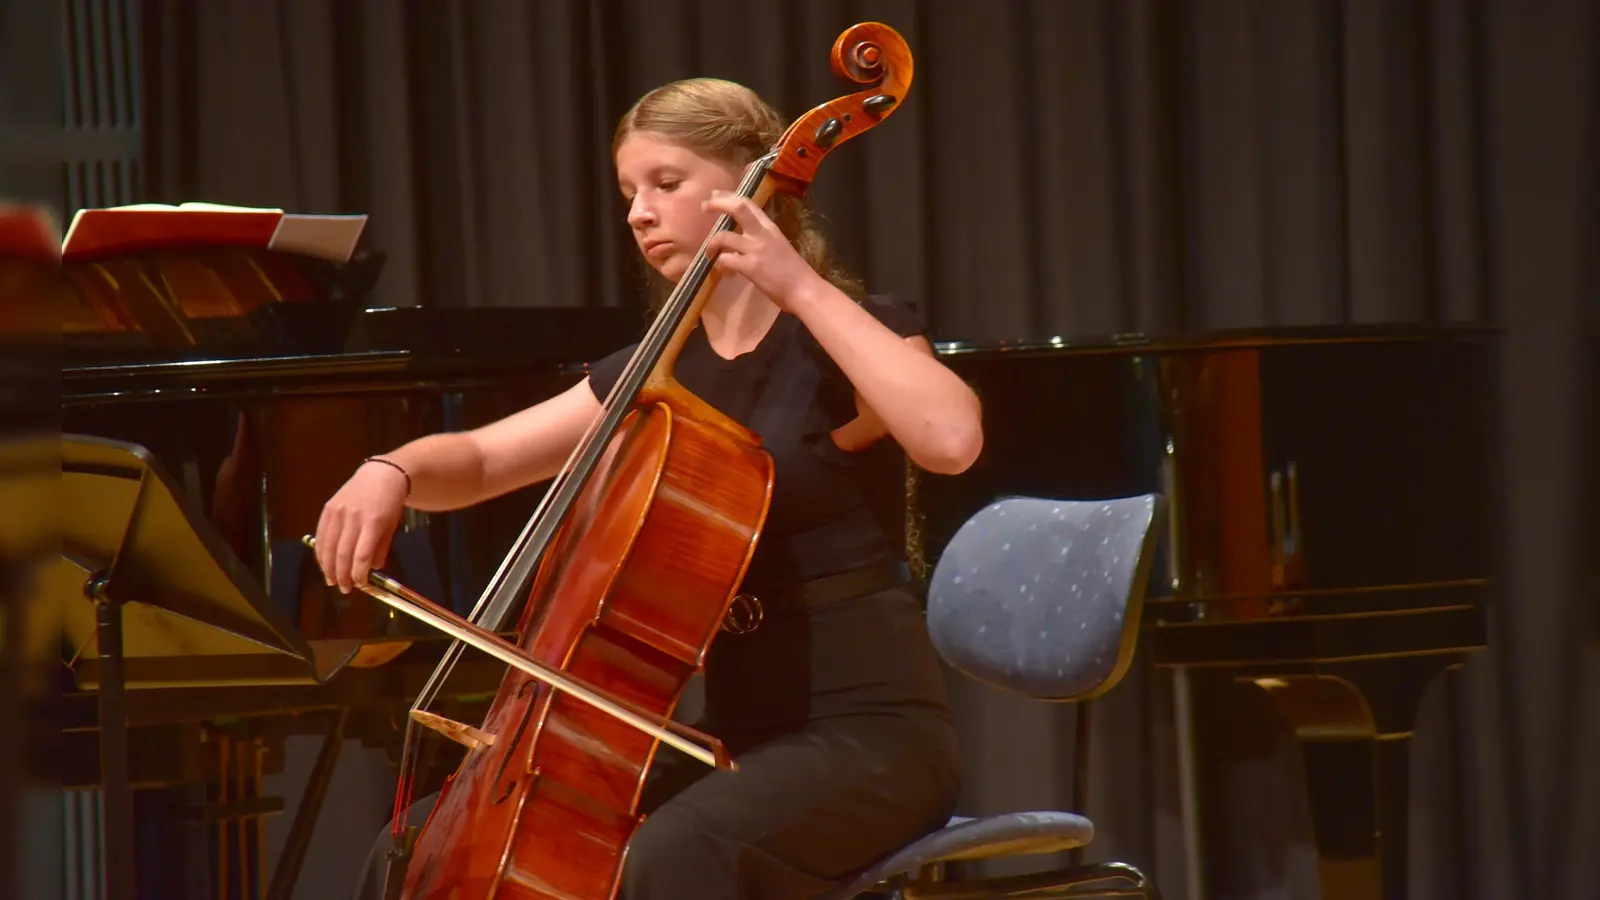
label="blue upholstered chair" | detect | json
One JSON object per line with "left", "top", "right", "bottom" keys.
{"left": 821, "top": 493, "right": 1167, "bottom": 900}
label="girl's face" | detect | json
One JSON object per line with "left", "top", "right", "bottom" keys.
{"left": 615, "top": 132, "right": 741, "bottom": 283}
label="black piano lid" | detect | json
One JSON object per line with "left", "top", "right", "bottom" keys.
{"left": 55, "top": 242, "right": 646, "bottom": 401}
{"left": 931, "top": 320, "right": 1503, "bottom": 359}
{"left": 63, "top": 304, "right": 646, "bottom": 402}
{"left": 915, "top": 316, "right": 1505, "bottom": 605}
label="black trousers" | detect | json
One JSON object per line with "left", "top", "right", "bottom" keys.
{"left": 352, "top": 585, "right": 961, "bottom": 899}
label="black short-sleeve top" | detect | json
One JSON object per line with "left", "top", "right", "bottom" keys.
{"left": 585, "top": 293, "right": 923, "bottom": 593}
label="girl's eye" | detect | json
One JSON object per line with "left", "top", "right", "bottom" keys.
{"left": 659, "top": 180, "right": 680, "bottom": 192}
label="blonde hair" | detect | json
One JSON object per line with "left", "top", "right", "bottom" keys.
{"left": 612, "top": 77, "right": 864, "bottom": 307}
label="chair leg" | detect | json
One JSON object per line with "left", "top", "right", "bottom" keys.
{"left": 1068, "top": 699, "right": 1093, "bottom": 869}
{"left": 1053, "top": 861, "right": 1160, "bottom": 899}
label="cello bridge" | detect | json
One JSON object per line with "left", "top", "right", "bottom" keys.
{"left": 411, "top": 710, "right": 496, "bottom": 751}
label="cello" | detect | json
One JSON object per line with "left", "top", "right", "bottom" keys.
{"left": 303, "top": 22, "right": 915, "bottom": 899}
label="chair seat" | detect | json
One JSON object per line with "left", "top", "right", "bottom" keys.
{"left": 819, "top": 811, "right": 1095, "bottom": 899}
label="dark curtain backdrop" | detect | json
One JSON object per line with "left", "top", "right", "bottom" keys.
{"left": 139, "top": 2, "right": 1596, "bottom": 899}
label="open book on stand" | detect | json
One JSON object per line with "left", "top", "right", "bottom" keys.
{"left": 61, "top": 201, "right": 367, "bottom": 263}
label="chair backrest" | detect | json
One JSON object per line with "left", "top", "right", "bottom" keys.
{"left": 925, "top": 493, "right": 1167, "bottom": 702}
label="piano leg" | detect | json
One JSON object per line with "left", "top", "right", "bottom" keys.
{"left": 87, "top": 572, "right": 136, "bottom": 900}
{"left": 1242, "top": 655, "right": 1468, "bottom": 900}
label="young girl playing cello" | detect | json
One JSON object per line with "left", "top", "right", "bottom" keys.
{"left": 323, "top": 75, "right": 982, "bottom": 899}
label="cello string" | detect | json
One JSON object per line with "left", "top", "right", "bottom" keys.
{"left": 414, "top": 151, "right": 772, "bottom": 669}
{"left": 402, "top": 152, "right": 772, "bottom": 716}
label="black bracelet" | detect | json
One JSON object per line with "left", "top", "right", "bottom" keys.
{"left": 363, "top": 456, "right": 411, "bottom": 497}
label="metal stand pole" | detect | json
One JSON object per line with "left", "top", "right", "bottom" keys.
{"left": 1173, "top": 667, "right": 1206, "bottom": 900}
{"left": 90, "top": 574, "right": 136, "bottom": 900}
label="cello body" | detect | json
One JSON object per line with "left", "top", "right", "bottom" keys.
{"left": 371, "top": 21, "right": 916, "bottom": 900}
{"left": 400, "top": 396, "right": 773, "bottom": 898}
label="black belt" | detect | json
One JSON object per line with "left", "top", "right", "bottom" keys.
{"left": 723, "top": 560, "right": 908, "bottom": 634}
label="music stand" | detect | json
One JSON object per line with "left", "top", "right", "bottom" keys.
{"left": 0, "top": 433, "right": 59, "bottom": 900}
{"left": 47, "top": 434, "right": 359, "bottom": 900}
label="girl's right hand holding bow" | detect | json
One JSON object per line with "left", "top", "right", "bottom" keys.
{"left": 314, "top": 458, "right": 410, "bottom": 594}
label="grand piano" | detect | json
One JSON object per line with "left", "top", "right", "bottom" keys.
{"left": 11, "top": 211, "right": 646, "bottom": 899}
{"left": 913, "top": 325, "right": 1501, "bottom": 899}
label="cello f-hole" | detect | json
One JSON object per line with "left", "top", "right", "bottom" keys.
{"left": 490, "top": 675, "right": 539, "bottom": 805}
{"left": 490, "top": 680, "right": 540, "bottom": 790}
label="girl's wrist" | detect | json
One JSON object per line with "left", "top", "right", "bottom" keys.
{"left": 782, "top": 272, "right": 840, "bottom": 318}
{"left": 362, "top": 456, "right": 412, "bottom": 498}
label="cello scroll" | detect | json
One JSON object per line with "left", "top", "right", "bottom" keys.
{"left": 767, "top": 22, "right": 914, "bottom": 192}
